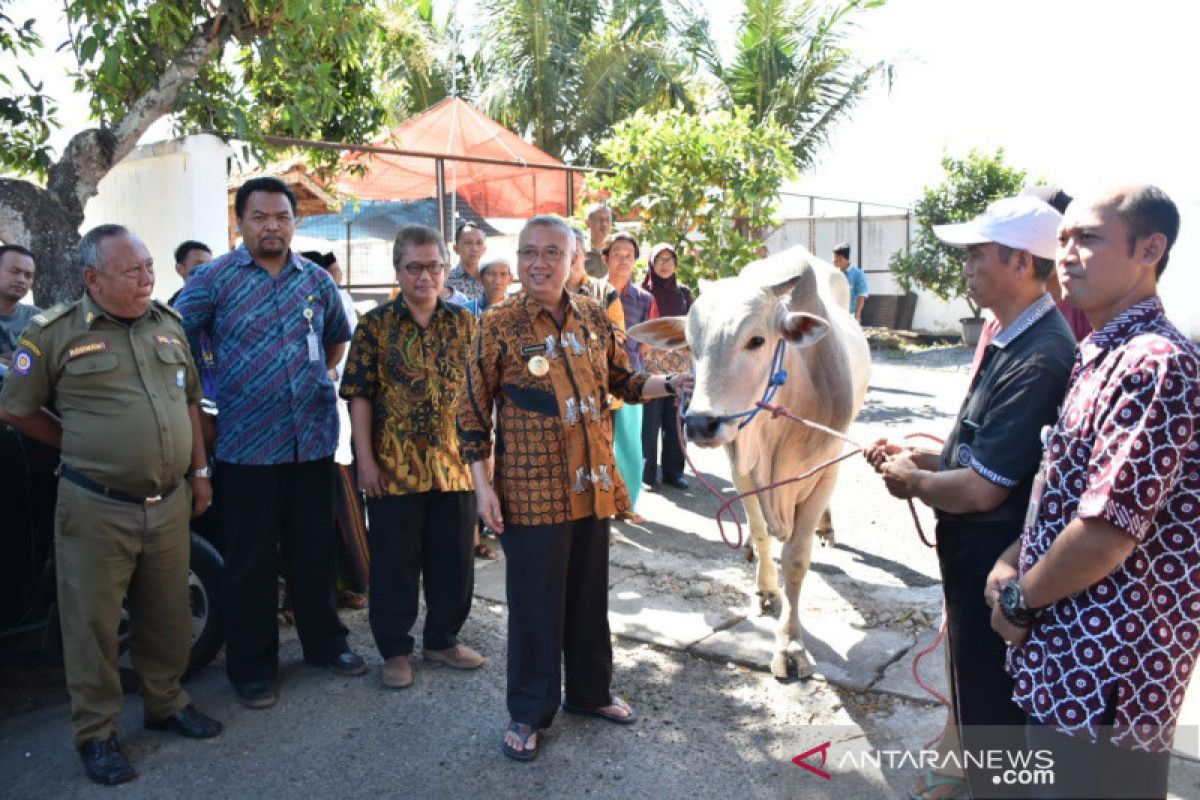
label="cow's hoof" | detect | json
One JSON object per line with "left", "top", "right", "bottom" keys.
{"left": 757, "top": 591, "right": 780, "bottom": 617}
{"left": 815, "top": 527, "right": 837, "bottom": 547}
{"left": 792, "top": 650, "right": 815, "bottom": 680}
{"left": 770, "top": 652, "right": 791, "bottom": 680}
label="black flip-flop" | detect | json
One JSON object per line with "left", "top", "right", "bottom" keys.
{"left": 501, "top": 721, "right": 538, "bottom": 762}
{"left": 562, "top": 696, "right": 638, "bottom": 725}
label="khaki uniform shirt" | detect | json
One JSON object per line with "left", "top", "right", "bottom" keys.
{"left": 584, "top": 247, "right": 607, "bottom": 279}
{"left": 457, "top": 292, "right": 648, "bottom": 525}
{"left": 0, "top": 293, "right": 200, "bottom": 496}
{"left": 340, "top": 296, "right": 476, "bottom": 495}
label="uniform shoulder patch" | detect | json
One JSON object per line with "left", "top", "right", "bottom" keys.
{"left": 152, "top": 299, "right": 182, "bottom": 321}
{"left": 12, "top": 347, "right": 35, "bottom": 376}
{"left": 30, "top": 302, "right": 71, "bottom": 328}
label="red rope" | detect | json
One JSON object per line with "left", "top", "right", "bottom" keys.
{"left": 674, "top": 396, "right": 951, "bottom": 716}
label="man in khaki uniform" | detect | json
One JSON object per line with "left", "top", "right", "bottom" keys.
{"left": 0, "top": 224, "right": 222, "bottom": 786}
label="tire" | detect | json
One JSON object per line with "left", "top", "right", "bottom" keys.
{"left": 183, "top": 532, "right": 224, "bottom": 679}
{"left": 118, "top": 531, "right": 225, "bottom": 689}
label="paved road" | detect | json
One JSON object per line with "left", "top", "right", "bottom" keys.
{"left": 2, "top": 347, "right": 1197, "bottom": 798}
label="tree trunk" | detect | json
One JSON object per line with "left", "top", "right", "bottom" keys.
{"left": 0, "top": 176, "right": 86, "bottom": 306}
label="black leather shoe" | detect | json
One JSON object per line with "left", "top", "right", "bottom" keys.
{"left": 145, "top": 704, "right": 224, "bottom": 738}
{"left": 234, "top": 680, "right": 279, "bottom": 709}
{"left": 326, "top": 650, "right": 368, "bottom": 677}
{"left": 79, "top": 735, "right": 137, "bottom": 786}
{"left": 663, "top": 475, "right": 689, "bottom": 489}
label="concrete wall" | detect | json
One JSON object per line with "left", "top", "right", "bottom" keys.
{"left": 81, "top": 134, "right": 230, "bottom": 302}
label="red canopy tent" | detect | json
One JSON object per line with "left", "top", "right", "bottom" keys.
{"left": 336, "top": 98, "right": 580, "bottom": 223}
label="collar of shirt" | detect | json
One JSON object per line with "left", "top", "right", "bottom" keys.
{"left": 391, "top": 294, "right": 452, "bottom": 320}
{"left": 992, "top": 292, "right": 1056, "bottom": 349}
{"left": 81, "top": 291, "right": 162, "bottom": 328}
{"left": 519, "top": 289, "right": 583, "bottom": 324}
{"left": 1077, "top": 295, "right": 1164, "bottom": 368}
{"left": 229, "top": 244, "right": 307, "bottom": 276}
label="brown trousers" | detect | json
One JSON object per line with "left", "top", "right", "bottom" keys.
{"left": 55, "top": 479, "right": 192, "bottom": 747}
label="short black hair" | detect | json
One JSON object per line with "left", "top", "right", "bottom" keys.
{"left": 1113, "top": 185, "right": 1180, "bottom": 278}
{"left": 300, "top": 250, "right": 337, "bottom": 270}
{"left": 996, "top": 243, "right": 1054, "bottom": 282}
{"left": 0, "top": 243, "right": 34, "bottom": 264}
{"left": 174, "top": 240, "right": 211, "bottom": 265}
{"left": 603, "top": 231, "right": 640, "bottom": 259}
{"left": 235, "top": 176, "right": 298, "bottom": 220}
{"left": 455, "top": 221, "right": 484, "bottom": 245}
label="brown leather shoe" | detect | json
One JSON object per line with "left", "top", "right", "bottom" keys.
{"left": 381, "top": 655, "right": 413, "bottom": 689}
{"left": 423, "top": 644, "right": 486, "bottom": 670}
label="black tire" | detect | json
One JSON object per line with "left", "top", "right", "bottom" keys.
{"left": 183, "top": 532, "right": 224, "bottom": 679}
{"left": 118, "top": 531, "right": 225, "bottom": 689}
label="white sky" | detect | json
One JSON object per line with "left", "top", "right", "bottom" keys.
{"left": 9, "top": 0, "right": 1200, "bottom": 209}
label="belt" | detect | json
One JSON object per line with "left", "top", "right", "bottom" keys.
{"left": 58, "top": 464, "right": 181, "bottom": 506}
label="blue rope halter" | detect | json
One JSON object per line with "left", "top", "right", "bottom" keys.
{"left": 676, "top": 338, "right": 790, "bottom": 430}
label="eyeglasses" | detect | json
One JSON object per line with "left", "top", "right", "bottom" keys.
{"left": 517, "top": 246, "right": 568, "bottom": 263}
{"left": 399, "top": 261, "right": 446, "bottom": 276}
{"left": 654, "top": 256, "right": 678, "bottom": 265}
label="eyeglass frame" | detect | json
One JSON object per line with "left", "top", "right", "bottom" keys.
{"left": 516, "top": 246, "right": 569, "bottom": 263}
{"left": 397, "top": 260, "right": 448, "bottom": 277}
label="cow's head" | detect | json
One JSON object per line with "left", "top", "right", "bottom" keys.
{"left": 629, "top": 271, "right": 829, "bottom": 447}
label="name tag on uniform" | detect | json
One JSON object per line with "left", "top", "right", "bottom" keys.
{"left": 155, "top": 335, "right": 183, "bottom": 347}
{"left": 520, "top": 343, "right": 547, "bottom": 356}
{"left": 307, "top": 331, "right": 321, "bottom": 362}
{"left": 66, "top": 341, "right": 110, "bottom": 360}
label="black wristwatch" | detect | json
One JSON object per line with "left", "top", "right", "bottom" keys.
{"left": 1000, "top": 579, "right": 1040, "bottom": 627}
{"left": 664, "top": 373, "right": 678, "bottom": 396}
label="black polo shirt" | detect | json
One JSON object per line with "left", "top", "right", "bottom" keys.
{"left": 937, "top": 294, "right": 1076, "bottom": 523}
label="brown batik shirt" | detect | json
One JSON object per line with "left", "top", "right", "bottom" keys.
{"left": 457, "top": 291, "right": 648, "bottom": 525}
{"left": 341, "top": 296, "right": 476, "bottom": 495}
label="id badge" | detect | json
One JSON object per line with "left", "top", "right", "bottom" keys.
{"left": 1022, "top": 425, "right": 1054, "bottom": 533}
{"left": 307, "top": 331, "right": 321, "bottom": 362}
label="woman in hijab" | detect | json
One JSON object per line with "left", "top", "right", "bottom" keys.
{"left": 640, "top": 243, "right": 694, "bottom": 490}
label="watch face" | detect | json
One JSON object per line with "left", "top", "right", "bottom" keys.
{"left": 1001, "top": 581, "right": 1020, "bottom": 611}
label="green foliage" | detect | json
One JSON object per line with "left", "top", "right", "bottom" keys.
{"left": 678, "top": 0, "right": 889, "bottom": 169}
{"left": 1, "top": 0, "right": 387, "bottom": 177}
{"left": 476, "top": 0, "right": 693, "bottom": 162}
{"left": 0, "top": 5, "right": 59, "bottom": 175}
{"left": 888, "top": 149, "right": 1030, "bottom": 318}
{"left": 376, "top": 0, "right": 472, "bottom": 123}
{"left": 589, "top": 106, "right": 796, "bottom": 284}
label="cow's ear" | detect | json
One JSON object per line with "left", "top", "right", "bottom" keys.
{"left": 781, "top": 312, "right": 829, "bottom": 348}
{"left": 770, "top": 275, "right": 802, "bottom": 298}
{"left": 628, "top": 317, "right": 688, "bottom": 350}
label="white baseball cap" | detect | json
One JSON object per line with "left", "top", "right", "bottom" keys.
{"left": 933, "top": 195, "right": 1062, "bottom": 260}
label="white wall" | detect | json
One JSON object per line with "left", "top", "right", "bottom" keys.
{"left": 765, "top": 214, "right": 909, "bottom": 297}
{"left": 82, "top": 134, "right": 230, "bottom": 302}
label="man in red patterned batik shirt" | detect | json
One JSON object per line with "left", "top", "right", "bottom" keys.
{"left": 986, "top": 185, "right": 1199, "bottom": 799}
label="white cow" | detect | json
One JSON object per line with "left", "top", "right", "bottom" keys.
{"left": 629, "top": 246, "right": 870, "bottom": 678}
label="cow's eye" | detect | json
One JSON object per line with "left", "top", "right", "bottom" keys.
{"left": 746, "top": 336, "right": 765, "bottom": 351}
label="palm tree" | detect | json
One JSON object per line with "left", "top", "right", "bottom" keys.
{"left": 475, "top": 0, "right": 693, "bottom": 163}
{"left": 376, "top": 0, "right": 473, "bottom": 124}
{"left": 679, "top": 0, "right": 890, "bottom": 170}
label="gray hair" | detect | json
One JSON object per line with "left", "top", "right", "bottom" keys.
{"left": 78, "top": 224, "right": 131, "bottom": 272}
{"left": 519, "top": 214, "right": 575, "bottom": 246}
{"left": 570, "top": 226, "right": 587, "bottom": 255}
{"left": 585, "top": 203, "right": 612, "bottom": 222}
{"left": 392, "top": 224, "right": 449, "bottom": 268}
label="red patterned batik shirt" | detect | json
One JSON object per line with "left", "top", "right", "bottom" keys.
{"left": 1009, "top": 296, "right": 1200, "bottom": 752}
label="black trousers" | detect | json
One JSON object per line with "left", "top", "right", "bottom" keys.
{"left": 1025, "top": 719, "right": 1170, "bottom": 799}
{"left": 365, "top": 491, "right": 476, "bottom": 658}
{"left": 501, "top": 516, "right": 613, "bottom": 729}
{"left": 936, "top": 519, "right": 1029, "bottom": 799}
{"left": 218, "top": 457, "right": 348, "bottom": 685}
{"left": 641, "top": 396, "right": 685, "bottom": 483}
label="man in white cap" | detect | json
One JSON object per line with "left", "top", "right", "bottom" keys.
{"left": 865, "top": 194, "right": 1077, "bottom": 798}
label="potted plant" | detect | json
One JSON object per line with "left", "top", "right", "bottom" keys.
{"left": 888, "top": 150, "right": 1032, "bottom": 346}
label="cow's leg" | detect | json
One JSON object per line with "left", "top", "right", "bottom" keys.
{"left": 732, "top": 471, "right": 779, "bottom": 616}
{"left": 815, "top": 506, "right": 836, "bottom": 547}
{"left": 772, "top": 474, "right": 838, "bottom": 680}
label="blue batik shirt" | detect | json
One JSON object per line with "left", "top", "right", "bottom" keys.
{"left": 176, "top": 245, "right": 351, "bottom": 465}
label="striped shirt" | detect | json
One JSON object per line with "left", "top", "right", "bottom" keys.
{"left": 176, "top": 246, "right": 351, "bottom": 465}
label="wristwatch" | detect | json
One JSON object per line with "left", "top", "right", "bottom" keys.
{"left": 191, "top": 465, "right": 212, "bottom": 479}
{"left": 1000, "top": 579, "right": 1040, "bottom": 627}
{"left": 664, "top": 373, "right": 679, "bottom": 396}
